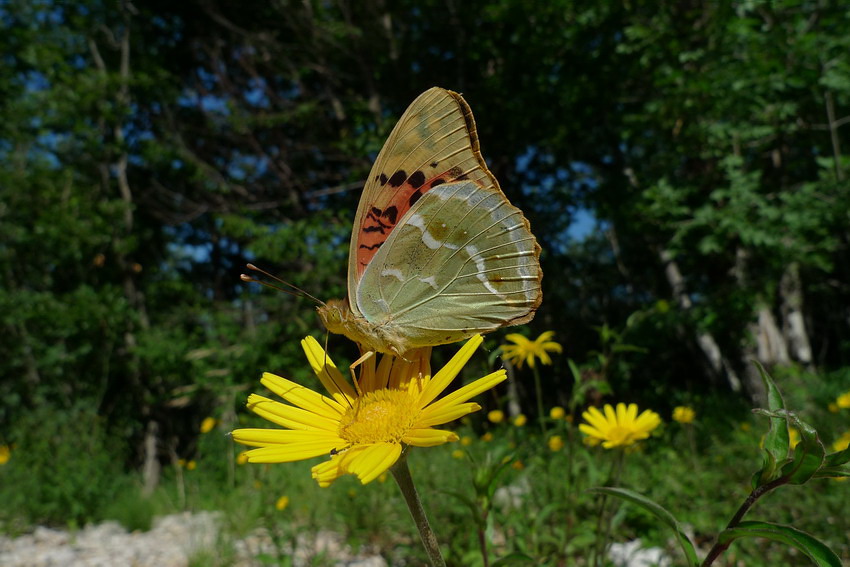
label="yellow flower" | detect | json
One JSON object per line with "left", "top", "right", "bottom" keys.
{"left": 488, "top": 410, "right": 505, "bottom": 423}
{"left": 513, "top": 414, "right": 527, "bottom": 427}
{"left": 549, "top": 406, "right": 565, "bottom": 420}
{"left": 832, "top": 431, "right": 850, "bottom": 453}
{"left": 579, "top": 403, "right": 662, "bottom": 449}
{"left": 275, "top": 496, "right": 290, "bottom": 511}
{"left": 740, "top": 422, "right": 752, "bottom": 432}
{"left": 511, "top": 460, "right": 525, "bottom": 471}
{"left": 828, "top": 402, "right": 839, "bottom": 413}
{"left": 548, "top": 435, "right": 564, "bottom": 451}
{"left": 200, "top": 417, "right": 218, "bottom": 434}
{"left": 481, "top": 432, "right": 493, "bottom": 442}
{"left": 0, "top": 445, "right": 10, "bottom": 465}
{"left": 789, "top": 427, "right": 800, "bottom": 449}
{"left": 836, "top": 391, "right": 850, "bottom": 409}
{"left": 500, "top": 331, "right": 563, "bottom": 369}
{"left": 232, "top": 335, "right": 505, "bottom": 487}
{"left": 672, "top": 406, "right": 695, "bottom": 424}
{"left": 186, "top": 460, "right": 197, "bottom": 471}
{"left": 452, "top": 449, "right": 465, "bottom": 459}
{"left": 460, "top": 436, "right": 473, "bottom": 446}
{"left": 177, "top": 458, "right": 186, "bottom": 468}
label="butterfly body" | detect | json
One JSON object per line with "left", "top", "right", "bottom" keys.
{"left": 318, "top": 88, "right": 542, "bottom": 356}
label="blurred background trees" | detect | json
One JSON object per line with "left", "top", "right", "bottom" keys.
{"left": 1, "top": 0, "right": 848, "bottom": 490}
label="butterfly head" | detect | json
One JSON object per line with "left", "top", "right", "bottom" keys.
{"left": 316, "top": 298, "right": 350, "bottom": 335}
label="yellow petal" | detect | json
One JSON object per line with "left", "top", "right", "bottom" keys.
{"left": 417, "top": 402, "right": 480, "bottom": 428}
{"left": 423, "top": 370, "right": 506, "bottom": 416}
{"left": 403, "top": 428, "right": 459, "bottom": 446}
{"left": 243, "top": 441, "right": 336, "bottom": 463}
{"left": 346, "top": 442, "right": 402, "bottom": 484}
{"left": 231, "top": 428, "right": 344, "bottom": 447}
{"left": 261, "top": 372, "right": 345, "bottom": 417}
{"left": 247, "top": 394, "right": 340, "bottom": 432}
{"left": 301, "top": 336, "right": 356, "bottom": 401}
{"left": 419, "top": 336, "right": 483, "bottom": 407}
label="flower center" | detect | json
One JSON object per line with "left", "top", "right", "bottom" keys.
{"left": 338, "top": 388, "right": 420, "bottom": 444}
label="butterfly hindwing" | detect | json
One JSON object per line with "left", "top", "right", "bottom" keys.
{"left": 355, "top": 180, "right": 541, "bottom": 348}
{"left": 349, "top": 88, "right": 498, "bottom": 300}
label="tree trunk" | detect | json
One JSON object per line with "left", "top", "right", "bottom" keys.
{"left": 779, "top": 262, "right": 814, "bottom": 369}
{"left": 660, "top": 249, "right": 742, "bottom": 392}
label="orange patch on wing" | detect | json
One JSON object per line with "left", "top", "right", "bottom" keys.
{"left": 355, "top": 169, "right": 460, "bottom": 278}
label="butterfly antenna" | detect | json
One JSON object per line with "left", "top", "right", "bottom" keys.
{"left": 240, "top": 263, "right": 325, "bottom": 305}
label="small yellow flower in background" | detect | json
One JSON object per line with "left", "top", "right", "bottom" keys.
{"left": 347, "top": 489, "right": 357, "bottom": 498}
{"left": 511, "top": 460, "right": 525, "bottom": 471}
{"left": 828, "top": 402, "right": 839, "bottom": 413}
{"left": 565, "top": 414, "right": 574, "bottom": 424}
{"left": 579, "top": 403, "right": 662, "bottom": 449}
{"left": 200, "top": 417, "right": 218, "bottom": 434}
{"left": 836, "top": 391, "right": 850, "bottom": 409}
{"left": 275, "top": 496, "right": 290, "bottom": 511}
{"left": 550, "top": 406, "right": 565, "bottom": 420}
{"left": 0, "top": 445, "right": 10, "bottom": 465}
{"left": 186, "top": 460, "right": 197, "bottom": 471}
{"left": 481, "top": 432, "right": 493, "bottom": 442}
{"left": 378, "top": 472, "right": 388, "bottom": 483}
{"left": 672, "top": 406, "right": 695, "bottom": 424}
{"left": 488, "top": 410, "right": 505, "bottom": 423}
{"left": 452, "top": 449, "right": 465, "bottom": 459}
{"left": 513, "top": 414, "right": 527, "bottom": 427}
{"left": 832, "top": 431, "right": 850, "bottom": 453}
{"left": 789, "top": 427, "right": 801, "bottom": 449}
{"left": 500, "top": 331, "right": 563, "bottom": 369}
{"left": 548, "top": 435, "right": 564, "bottom": 451}
{"left": 460, "top": 436, "right": 473, "bottom": 446}
{"left": 177, "top": 458, "right": 186, "bottom": 468}
{"left": 236, "top": 452, "right": 249, "bottom": 465}
{"left": 740, "top": 422, "right": 752, "bottom": 432}
{"left": 231, "top": 335, "right": 506, "bottom": 487}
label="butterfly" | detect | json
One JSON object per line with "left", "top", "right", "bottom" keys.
{"left": 317, "top": 87, "right": 542, "bottom": 356}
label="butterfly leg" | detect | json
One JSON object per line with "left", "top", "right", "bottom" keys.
{"left": 349, "top": 350, "right": 375, "bottom": 396}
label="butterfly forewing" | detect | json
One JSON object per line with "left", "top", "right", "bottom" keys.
{"left": 356, "top": 181, "right": 541, "bottom": 348}
{"left": 349, "top": 88, "right": 499, "bottom": 307}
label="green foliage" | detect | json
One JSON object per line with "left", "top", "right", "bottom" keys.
{"left": 0, "top": 403, "right": 127, "bottom": 526}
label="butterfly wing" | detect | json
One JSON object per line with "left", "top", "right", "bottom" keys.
{"left": 348, "top": 88, "right": 499, "bottom": 315}
{"left": 355, "top": 180, "right": 542, "bottom": 348}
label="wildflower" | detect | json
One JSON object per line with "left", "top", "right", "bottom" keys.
{"left": 500, "top": 331, "right": 563, "bottom": 369}
{"left": 837, "top": 391, "right": 850, "bottom": 409}
{"left": 232, "top": 335, "right": 505, "bottom": 487}
{"left": 513, "top": 414, "right": 527, "bottom": 427}
{"left": 832, "top": 431, "right": 850, "bottom": 453}
{"left": 186, "top": 460, "right": 197, "bottom": 471}
{"left": 740, "top": 422, "right": 752, "bottom": 432}
{"left": 452, "top": 449, "right": 465, "bottom": 459}
{"left": 548, "top": 435, "right": 564, "bottom": 451}
{"left": 828, "top": 402, "right": 839, "bottom": 413}
{"left": 0, "top": 445, "right": 10, "bottom": 465}
{"left": 672, "top": 406, "right": 695, "bottom": 424}
{"left": 481, "top": 432, "right": 493, "bottom": 442}
{"left": 200, "top": 417, "right": 218, "bottom": 434}
{"left": 789, "top": 427, "right": 800, "bottom": 449}
{"left": 488, "top": 410, "right": 505, "bottom": 423}
{"left": 579, "top": 403, "right": 662, "bottom": 449}
{"left": 511, "top": 460, "right": 525, "bottom": 471}
{"left": 460, "top": 436, "right": 473, "bottom": 446}
{"left": 550, "top": 406, "right": 565, "bottom": 420}
{"left": 275, "top": 496, "right": 290, "bottom": 511}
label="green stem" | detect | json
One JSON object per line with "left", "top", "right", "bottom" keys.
{"left": 701, "top": 476, "right": 787, "bottom": 566}
{"left": 391, "top": 453, "right": 446, "bottom": 567}
{"left": 532, "top": 365, "right": 547, "bottom": 435}
{"left": 593, "top": 449, "right": 626, "bottom": 567}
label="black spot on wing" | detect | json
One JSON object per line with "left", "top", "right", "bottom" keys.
{"left": 409, "top": 190, "right": 422, "bottom": 207}
{"left": 359, "top": 242, "right": 383, "bottom": 250}
{"left": 409, "top": 170, "right": 425, "bottom": 188}
{"left": 431, "top": 161, "right": 439, "bottom": 168}
{"left": 379, "top": 173, "right": 388, "bottom": 186}
{"left": 388, "top": 170, "right": 407, "bottom": 187}
{"left": 430, "top": 178, "right": 446, "bottom": 188}
{"left": 383, "top": 205, "right": 398, "bottom": 225}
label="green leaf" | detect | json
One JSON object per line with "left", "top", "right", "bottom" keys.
{"left": 491, "top": 552, "right": 535, "bottom": 566}
{"left": 589, "top": 487, "right": 699, "bottom": 566}
{"left": 780, "top": 414, "right": 825, "bottom": 484}
{"left": 753, "top": 362, "right": 789, "bottom": 487}
{"left": 718, "top": 521, "right": 842, "bottom": 567}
